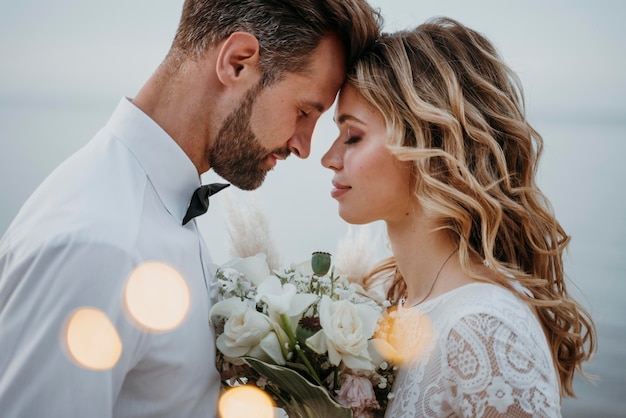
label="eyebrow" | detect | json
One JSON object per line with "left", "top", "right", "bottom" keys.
{"left": 304, "top": 100, "right": 326, "bottom": 113}
{"left": 334, "top": 114, "right": 365, "bottom": 125}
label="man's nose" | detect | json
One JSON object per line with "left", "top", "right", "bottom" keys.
{"left": 287, "top": 133, "right": 312, "bottom": 159}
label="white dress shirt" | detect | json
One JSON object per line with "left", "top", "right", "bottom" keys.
{"left": 0, "top": 98, "right": 221, "bottom": 417}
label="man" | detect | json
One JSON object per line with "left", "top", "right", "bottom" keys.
{"left": 0, "top": 1, "right": 381, "bottom": 417}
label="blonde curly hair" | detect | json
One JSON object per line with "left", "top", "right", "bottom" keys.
{"left": 355, "top": 17, "right": 596, "bottom": 398}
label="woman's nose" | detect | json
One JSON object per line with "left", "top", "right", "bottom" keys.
{"left": 321, "top": 141, "right": 342, "bottom": 170}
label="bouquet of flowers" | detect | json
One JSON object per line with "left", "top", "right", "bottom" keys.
{"left": 210, "top": 250, "right": 397, "bottom": 418}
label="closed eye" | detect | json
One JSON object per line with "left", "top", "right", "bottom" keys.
{"left": 345, "top": 135, "right": 361, "bottom": 145}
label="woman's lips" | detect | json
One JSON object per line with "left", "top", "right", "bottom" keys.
{"left": 331, "top": 180, "right": 351, "bottom": 198}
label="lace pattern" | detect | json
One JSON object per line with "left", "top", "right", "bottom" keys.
{"left": 385, "top": 283, "right": 561, "bottom": 417}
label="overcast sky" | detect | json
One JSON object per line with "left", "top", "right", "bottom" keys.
{"left": 1, "top": 0, "right": 625, "bottom": 263}
{"left": 2, "top": 0, "right": 624, "bottom": 116}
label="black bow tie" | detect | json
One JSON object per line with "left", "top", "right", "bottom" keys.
{"left": 182, "top": 183, "right": 230, "bottom": 225}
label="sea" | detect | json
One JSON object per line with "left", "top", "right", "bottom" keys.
{"left": 538, "top": 121, "right": 626, "bottom": 417}
{"left": 1, "top": 102, "right": 625, "bottom": 417}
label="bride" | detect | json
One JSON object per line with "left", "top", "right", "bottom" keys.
{"left": 321, "top": 17, "right": 596, "bottom": 417}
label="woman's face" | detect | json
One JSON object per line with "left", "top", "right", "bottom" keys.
{"left": 321, "top": 84, "right": 414, "bottom": 225}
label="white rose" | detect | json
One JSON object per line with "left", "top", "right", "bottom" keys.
{"left": 306, "top": 295, "right": 381, "bottom": 371}
{"left": 210, "top": 298, "right": 285, "bottom": 365}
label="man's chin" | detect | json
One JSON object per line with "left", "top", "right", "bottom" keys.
{"left": 227, "top": 171, "right": 269, "bottom": 191}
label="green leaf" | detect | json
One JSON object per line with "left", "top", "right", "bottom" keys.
{"left": 243, "top": 357, "right": 352, "bottom": 418}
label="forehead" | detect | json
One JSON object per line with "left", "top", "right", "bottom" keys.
{"left": 295, "top": 34, "right": 347, "bottom": 110}
{"left": 335, "top": 83, "right": 384, "bottom": 127}
{"left": 336, "top": 83, "right": 362, "bottom": 110}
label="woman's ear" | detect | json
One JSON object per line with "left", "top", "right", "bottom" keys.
{"left": 215, "top": 32, "right": 261, "bottom": 87}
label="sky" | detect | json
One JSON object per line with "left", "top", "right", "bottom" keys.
{"left": 2, "top": 0, "right": 625, "bottom": 117}
{"left": 1, "top": 0, "right": 625, "bottom": 264}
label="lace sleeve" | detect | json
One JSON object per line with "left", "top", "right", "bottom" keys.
{"left": 442, "top": 313, "right": 561, "bottom": 417}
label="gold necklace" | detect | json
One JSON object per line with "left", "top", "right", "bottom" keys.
{"left": 402, "top": 248, "right": 458, "bottom": 308}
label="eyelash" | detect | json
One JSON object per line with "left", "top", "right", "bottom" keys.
{"left": 345, "top": 135, "right": 361, "bottom": 145}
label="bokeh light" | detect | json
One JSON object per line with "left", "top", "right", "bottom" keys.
{"left": 124, "top": 261, "right": 190, "bottom": 332}
{"left": 380, "top": 307, "right": 434, "bottom": 365}
{"left": 65, "top": 307, "right": 122, "bottom": 370}
{"left": 218, "top": 385, "right": 276, "bottom": 418}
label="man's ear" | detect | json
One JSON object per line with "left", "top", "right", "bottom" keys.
{"left": 215, "top": 32, "right": 261, "bottom": 87}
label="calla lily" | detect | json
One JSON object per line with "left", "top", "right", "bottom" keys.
{"left": 219, "top": 253, "right": 271, "bottom": 286}
{"left": 247, "top": 331, "right": 286, "bottom": 365}
{"left": 209, "top": 297, "right": 248, "bottom": 319}
{"left": 256, "top": 276, "right": 317, "bottom": 316}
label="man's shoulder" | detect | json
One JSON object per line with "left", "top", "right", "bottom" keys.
{"left": 6, "top": 136, "right": 149, "bottom": 256}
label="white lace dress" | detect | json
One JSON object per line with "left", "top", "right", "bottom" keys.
{"left": 385, "top": 283, "right": 561, "bottom": 417}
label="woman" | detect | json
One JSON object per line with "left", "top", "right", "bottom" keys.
{"left": 322, "top": 17, "right": 596, "bottom": 417}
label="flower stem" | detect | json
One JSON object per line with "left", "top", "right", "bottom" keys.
{"left": 279, "top": 313, "right": 322, "bottom": 385}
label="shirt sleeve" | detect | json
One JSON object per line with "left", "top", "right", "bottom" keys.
{"left": 442, "top": 312, "right": 561, "bottom": 417}
{"left": 0, "top": 236, "right": 145, "bottom": 417}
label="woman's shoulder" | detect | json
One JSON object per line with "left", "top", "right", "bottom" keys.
{"left": 429, "top": 282, "right": 527, "bottom": 313}
{"left": 430, "top": 283, "right": 554, "bottom": 368}
{"left": 393, "top": 283, "right": 561, "bottom": 417}
{"left": 426, "top": 282, "right": 541, "bottom": 338}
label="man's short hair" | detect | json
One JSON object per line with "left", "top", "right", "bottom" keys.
{"left": 170, "top": 0, "right": 381, "bottom": 84}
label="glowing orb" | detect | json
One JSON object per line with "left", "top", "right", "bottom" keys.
{"left": 124, "top": 261, "right": 190, "bottom": 332}
{"left": 218, "top": 385, "right": 275, "bottom": 418}
{"left": 65, "top": 307, "right": 122, "bottom": 370}
{"left": 381, "top": 307, "right": 434, "bottom": 364}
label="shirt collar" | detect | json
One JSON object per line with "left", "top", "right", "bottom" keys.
{"left": 104, "top": 97, "right": 200, "bottom": 224}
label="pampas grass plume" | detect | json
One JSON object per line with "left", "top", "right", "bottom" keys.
{"left": 334, "top": 225, "right": 378, "bottom": 285}
{"left": 221, "top": 190, "right": 281, "bottom": 271}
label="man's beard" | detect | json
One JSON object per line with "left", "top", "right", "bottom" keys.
{"left": 209, "top": 85, "right": 289, "bottom": 190}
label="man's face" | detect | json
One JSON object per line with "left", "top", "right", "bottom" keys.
{"left": 209, "top": 34, "right": 346, "bottom": 190}
{"left": 209, "top": 85, "right": 282, "bottom": 190}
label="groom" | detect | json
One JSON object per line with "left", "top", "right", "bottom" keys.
{"left": 0, "top": 1, "right": 380, "bottom": 417}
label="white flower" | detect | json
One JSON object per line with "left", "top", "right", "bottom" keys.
{"left": 256, "top": 276, "right": 317, "bottom": 316}
{"left": 306, "top": 295, "right": 381, "bottom": 370}
{"left": 246, "top": 331, "right": 285, "bottom": 365}
{"left": 292, "top": 259, "right": 314, "bottom": 277}
{"left": 220, "top": 253, "right": 271, "bottom": 286}
{"left": 210, "top": 298, "right": 285, "bottom": 365}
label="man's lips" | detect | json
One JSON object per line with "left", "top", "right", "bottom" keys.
{"left": 331, "top": 180, "right": 351, "bottom": 198}
{"left": 268, "top": 152, "right": 288, "bottom": 168}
